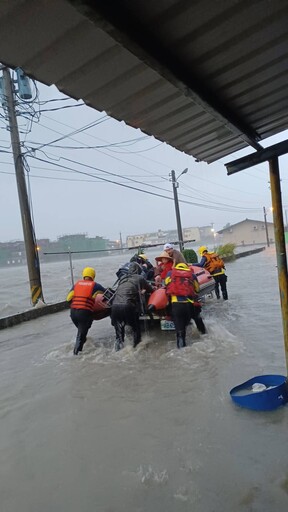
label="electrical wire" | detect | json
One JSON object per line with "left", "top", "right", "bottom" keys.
{"left": 28, "top": 134, "right": 150, "bottom": 151}
{"left": 28, "top": 153, "right": 263, "bottom": 213}
{"left": 24, "top": 116, "right": 110, "bottom": 155}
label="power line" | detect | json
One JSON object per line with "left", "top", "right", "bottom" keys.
{"left": 32, "top": 110, "right": 273, "bottom": 196}
{"left": 27, "top": 134, "right": 149, "bottom": 151}
{"left": 28, "top": 154, "right": 262, "bottom": 213}
{"left": 24, "top": 116, "right": 110, "bottom": 155}
{"left": 4, "top": 89, "right": 275, "bottom": 209}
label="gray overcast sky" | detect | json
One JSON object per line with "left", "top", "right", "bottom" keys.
{"left": 1, "top": 78, "right": 287, "bottom": 243}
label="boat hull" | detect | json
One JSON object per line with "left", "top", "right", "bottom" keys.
{"left": 92, "top": 293, "right": 111, "bottom": 321}
{"left": 92, "top": 266, "right": 215, "bottom": 321}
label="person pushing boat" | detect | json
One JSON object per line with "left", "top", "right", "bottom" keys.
{"left": 111, "top": 262, "right": 154, "bottom": 351}
{"left": 66, "top": 267, "right": 105, "bottom": 355}
{"left": 194, "top": 246, "right": 228, "bottom": 300}
{"left": 165, "top": 263, "right": 206, "bottom": 348}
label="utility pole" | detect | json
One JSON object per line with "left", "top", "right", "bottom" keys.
{"left": 2, "top": 67, "right": 43, "bottom": 305}
{"left": 263, "top": 206, "right": 270, "bottom": 247}
{"left": 170, "top": 169, "right": 187, "bottom": 252}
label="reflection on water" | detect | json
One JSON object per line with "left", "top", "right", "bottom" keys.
{"left": 0, "top": 246, "right": 287, "bottom": 512}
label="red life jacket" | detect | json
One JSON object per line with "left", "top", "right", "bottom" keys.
{"left": 204, "top": 252, "right": 225, "bottom": 274}
{"left": 160, "top": 260, "right": 173, "bottom": 280}
{"left": 71, "top": 280, "right": 95, "bottom": 311}
{"left": 166, "top": 268, "right": 197, "bottom": 297}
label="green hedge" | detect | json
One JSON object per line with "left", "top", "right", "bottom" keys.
{"left": 215, "top": 243, "right": 236, "bottom": 260}
{"left": 182, "top": 248, "right": 198, "bottom": 263}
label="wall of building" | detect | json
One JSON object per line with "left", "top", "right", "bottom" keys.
{"left": 219, "top": 221, "right": 274, "bottom": 246}
{"left": 183, "top": 227, "right": 200, "bottom": 242}
{"left": 126, "top": 226, "right": 201, "bottom": 247}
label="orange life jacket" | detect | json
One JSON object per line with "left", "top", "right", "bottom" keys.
{"left": 71, "top": 280, "right": 95, "bottom": 311}
{"left": 204, "top": 252, "right": 225, "bottom": 274}
{"left": 166, "top": 267, "right": 198, "bottom": 297}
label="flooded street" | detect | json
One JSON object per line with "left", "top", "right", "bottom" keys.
{"left": 0, "top": 248, "right": 288, "bottom": 511}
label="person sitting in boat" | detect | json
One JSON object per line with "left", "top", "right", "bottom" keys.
{"left": 111, "top": 262, "right": 155, "bottom": 351}
{"left": 66, "top": 267, "right": 106, "bottom": 355}
{"left": 116, "top": 261, "right": 131, "bottom": 280}
{"left": 130, "top": 253, "right": 155, "bottom": 280}
{"left": 165, "top": 263, "right": 206, "bottom": 349}
{"left": 194, "top": 246, "right": 228, "bottom": 300}
{"left": 163, "top": 243, "right": 187, "bottom": 266}
{"left": 155, "top": 250, "right": 173, "bottom": 285}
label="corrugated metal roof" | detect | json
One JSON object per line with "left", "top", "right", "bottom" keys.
{"left": 0, "top": 0, "right": 288, "bottom": 163}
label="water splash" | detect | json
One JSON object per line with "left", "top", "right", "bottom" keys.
{"left": 136, "top": 465, "right": 168, "bottom": 486}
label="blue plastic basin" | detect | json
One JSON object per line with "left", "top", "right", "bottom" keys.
{"left": 230, "top": 374, "right": 288, "bottom": 411}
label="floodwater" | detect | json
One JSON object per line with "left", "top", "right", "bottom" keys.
{"left": 0, "top": 248, "right": 288, "bottom": 511}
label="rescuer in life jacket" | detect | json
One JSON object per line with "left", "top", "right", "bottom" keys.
{"left": 66, "top": 267, "right": 106, "bottom": 355}
{"left": 194, "top": 246, "right": 228, "bottom": 300}
{"left": 165, "top": 263, "right": 207, "bottom": 349}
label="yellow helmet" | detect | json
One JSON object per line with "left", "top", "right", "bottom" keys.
{"left": 198, "top": 246, "right": 208, "bottom": 256}
{"left": 175, "top": 263, "right": 190, "bottom": 271}
{"left": 82, "top": 267, "right": 96, "bottom": 280}
{"left": 138, "top": 253, "right": 148, "bottom": 260}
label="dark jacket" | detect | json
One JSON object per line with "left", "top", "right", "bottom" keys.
{"left": 112, "top": 262, "right": 154, "bottom": 310}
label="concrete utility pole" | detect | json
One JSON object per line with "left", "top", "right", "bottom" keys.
{"left": 263, "top": 206, "right": 270, "bottom": 247}
{"left": 2, "top": 67, "right": 43, "bottom": 305}
{"left": 170, "top": 168, "right": 188, "bottom": 252}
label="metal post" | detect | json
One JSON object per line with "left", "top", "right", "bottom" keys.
{"left": 171, "top": 170, "right": 184, "bottom": 252}
{"left": 68, "top": 248, "right": 74, "bottom": 287}
{"left": 269, "top": 158, "right": 288, "bottom": 372}
{"left": 3, "top": 67, "right": 43, "bottom": 305}
{"left": 263, "top": 206, "right": 270, "bottom": 247}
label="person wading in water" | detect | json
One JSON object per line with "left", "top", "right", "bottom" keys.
{"left": 194, "top": 246, "right": 228, "bottom": 300}
{"left": 111, "top": 262, "right": 154, "bottom": 351}
{"left": 67, "top": 267, "right": 105, "bottom": 355}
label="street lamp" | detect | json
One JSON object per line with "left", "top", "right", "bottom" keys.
{"left": 170, "top": 168, "right": 188, "bottom": 252}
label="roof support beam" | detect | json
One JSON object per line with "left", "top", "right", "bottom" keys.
{"left": 70, "top": 0, "right": 263, "bottom": 152}
{"left": 225, "top": 138, "right": 288, "bottom": 174}
{"left": 269, "top": 157, "right": 288, "bottom": 373}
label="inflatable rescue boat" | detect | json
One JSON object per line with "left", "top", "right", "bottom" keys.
{"left": 92, "top": 265, "right": 214, "bottom": 322}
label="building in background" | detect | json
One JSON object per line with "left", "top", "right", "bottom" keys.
{"left": 126, "top": 226, "right": 201, "bottom": 248}
{"left": 217, "top": 219, "right": 274, "bottom": 246}
{"left": 0, "top": 234, "right": 109, "bottom": 266}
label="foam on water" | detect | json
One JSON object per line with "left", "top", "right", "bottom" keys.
{"left": 136, "top": 465, "right": 169, "bottom": 486}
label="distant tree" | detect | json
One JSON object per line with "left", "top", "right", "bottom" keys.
{"left": 223, "top": 222, "right": 231, "bottom": 229}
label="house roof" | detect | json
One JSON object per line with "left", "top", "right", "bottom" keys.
{"left": 1, "top": 0, "right": 288, "bottom": 163}
{"left": 217, "top": 218, "right": 274, "bottom": 234}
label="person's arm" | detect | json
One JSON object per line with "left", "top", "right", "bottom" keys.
{"left": 66, "top": 288, "right": 74, "bottom": 302}
{"left": 193, "top": 256, "right": 206, "bottom": 267}
{"left": 192, "top": 274, "right": 200, "bottom": 293}
{"left": 164, "top": 270, "right": 172, "bottom": 287}
{"left": 139, "top": 276, "right": 154, "bottom": 293}
{"left": 92, "top": 282, "right": 106, "bottom": 298}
